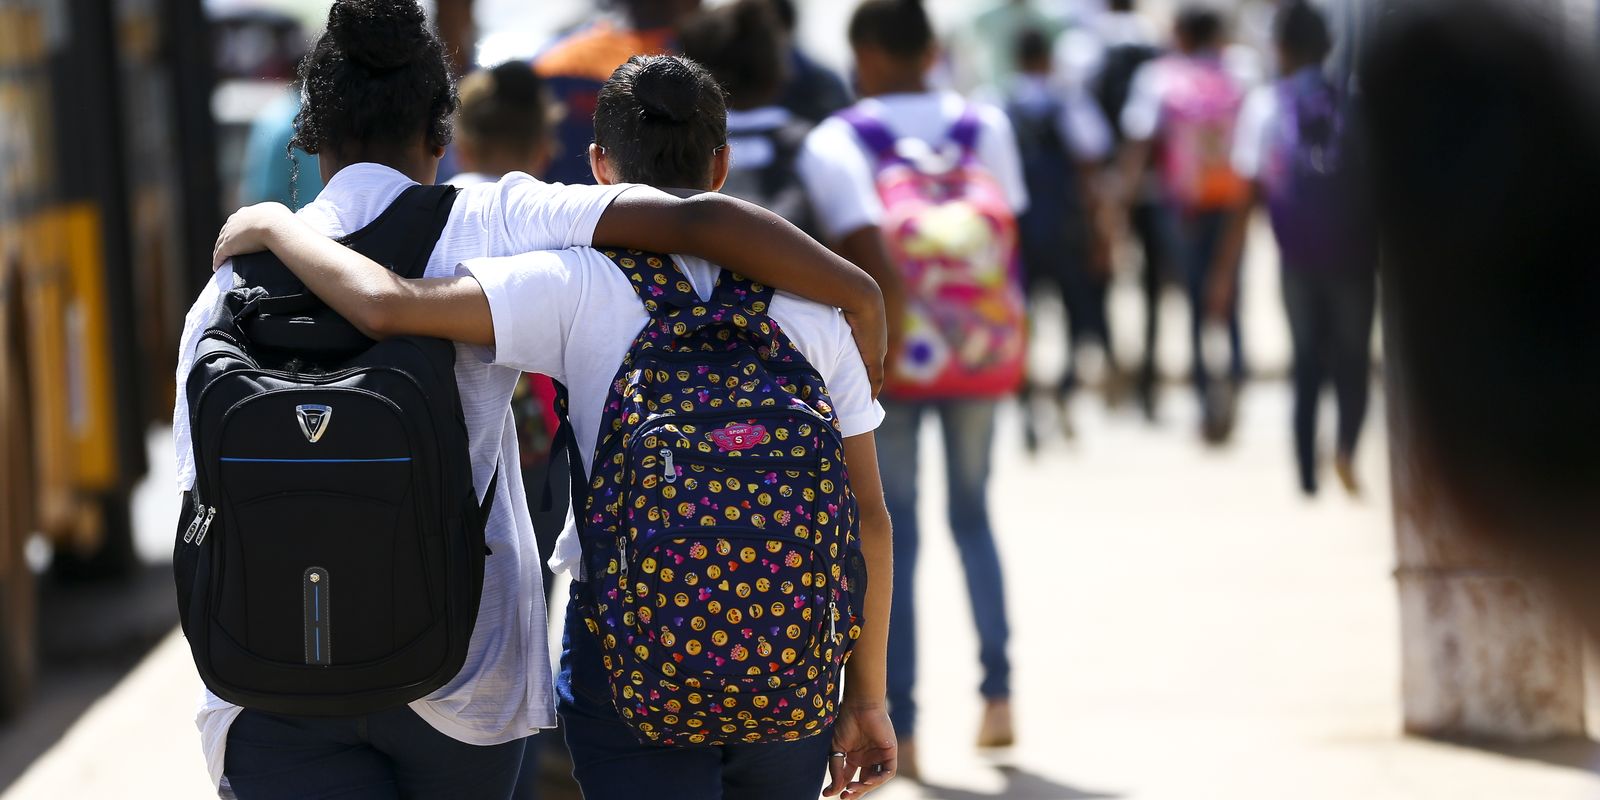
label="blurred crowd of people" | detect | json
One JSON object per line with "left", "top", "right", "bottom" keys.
{"left": 230, "top": 0, "right": 1378, "bottom": 791}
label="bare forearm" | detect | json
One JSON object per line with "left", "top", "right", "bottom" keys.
{"left": 259, "top": 221, "right": 494, "bottom": 345}
{"left": 845, "top": 508, "right": 892, "bottom": 706}
{"left": 836, "top": 227, "right": 905, "bottom": 351}
{"left": 260, "top": 222, "right": 406, "bottom": 337}
{"left": 596, "top": 189, "right": 885, "bottom": 317}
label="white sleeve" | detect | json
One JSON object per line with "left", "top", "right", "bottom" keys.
{"left": 1120, "top": 62, "right": 1164, "bottom": 142}
{"left": 1232, "top": 86, "right": 1278, "bottom": 181}
{"left": 1055, "top": 28, "right": 1105, "bottom": 92}
{"left": 173, "top": 265, "right": 233, "bottom": 492}
{"left": 797, "top": 119, "right": 885, "bottom": 243}
{"left": 456, "top": 249, "right": 586, "bottom": 381}
{"left": 491, "top": 173, "right": 631, "bottom": 254}
{"left": 828, "top": 328, "right": 886, "bottom": 438}
{"left": 974, "top": 105, "right": 1030, "bottom": 215}
{"left": 1059, "top": 88, "right": 1113, "bottom": 162}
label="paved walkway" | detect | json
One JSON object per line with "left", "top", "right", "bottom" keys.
{"left": 6, "top": 384, "right": 1600, "bottom": 799}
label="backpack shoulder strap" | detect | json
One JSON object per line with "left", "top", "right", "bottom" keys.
{"left": 595, "top": 248, "right": 699, "bottom": 317}
{"left": 948, "top": 106, "right": 984, "bottom": 155}
{"left": 339, "top": 184, "right": 460, "bottom": 279}
{"left": 838, "top": 106, "right": 902, "bottom": 164}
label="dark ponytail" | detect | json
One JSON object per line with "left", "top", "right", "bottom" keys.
{"left": 291, "top": 0, "right": 457, "bottom": 158}
{"left": 849, "top": 0, "right": 934, "bottom": 60}
{"left": 593, "top": 55, "right": 727, "bottom": 187}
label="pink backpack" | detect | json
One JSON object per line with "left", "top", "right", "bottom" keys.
{"left": 1158, "top": 57, "right": 1248, "bottom": 211}
{"left": 840, "top": 105, "right": 1026, "bottom": 400}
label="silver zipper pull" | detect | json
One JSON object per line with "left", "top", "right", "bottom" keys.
{"left": 181, "top": 509, "right": 204, "bottom": 544}
{"left": 660, "top": 449, "right": 676, "bottom": 484}
{"left": 618, "top": 535, "right": 629, "bottom": 581}
{"left": 828, "top": 600, "right": 837, "bottom": 643}
{"left": 194, "top": 507, "right": 217, "bottom": 545}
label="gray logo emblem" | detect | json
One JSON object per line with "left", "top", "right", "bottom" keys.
{"left": 295, "top": 404, "right": 333, "bottom": 443}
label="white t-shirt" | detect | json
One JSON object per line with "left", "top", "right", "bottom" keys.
{"left": 172, "top": 163, "right": 626, "bottom": 795}
{"left": 796, "top": 91, "right": 1031, "bottom": 243}
{"left": 1230, "top": 84, "right": 1280, "bottom": 181}
{"left": 458, "top": 249, "right": 886, "bottom": 582}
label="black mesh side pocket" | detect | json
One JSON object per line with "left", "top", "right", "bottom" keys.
{"left": 844, "top": 547, "right": 869, "bottom": 628}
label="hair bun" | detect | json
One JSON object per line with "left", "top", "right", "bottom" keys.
{"left": 328, "top": 0, "right": 430, "bottom": 71}
{"left": 632, "top": 57, "right": 699, "bottom": 123}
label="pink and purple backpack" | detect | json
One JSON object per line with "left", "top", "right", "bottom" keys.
{"left": 841, "top": 105, "right": 1026, "bottom": 400}
{"left": 573, "top": 250, "right": 865, "bottom": 746}
{"left": 1157, "top": 56, "right": 1249, "bottom": 211}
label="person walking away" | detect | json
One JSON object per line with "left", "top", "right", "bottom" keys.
{"left": 682, "top": 0, "right": 821, "bottom": 240}
{"left": 178, "top": 3, "right": 890, "bottom": 797}
{"left": 1220, "top": 0, "right": 1376, "bottom": 494}
{"left": 532, "top": 0, "right": 702, "bottom": 185}
{"left": 767, "top": 0, "right": 854, "bottom": 124}
{"left": 212, "top": 53, "right": 899, "bottom": 800}
{"left": 446, "top": 60, "right": 569, "bottom": 798}
{"left": 1068, "top": 0, "right": 1169, "bottom": 421}
{"left": 798, "top": 0, "right": 1030, "bottom": 779}
{"left": 1118, "top": 6, "right": 1252, "bottom": 444}
{"left": 1006, "top": 27, "right": 1116, "bottom": 448}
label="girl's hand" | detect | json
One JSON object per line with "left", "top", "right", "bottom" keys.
{"left": 213, "top": 202, "right": 296, "bottom": 270}
{"left": 843, "top": 300, "right": 888, "bottom": 400}
{"left": 824, "top": 702, "right": 897, "bottom": 799}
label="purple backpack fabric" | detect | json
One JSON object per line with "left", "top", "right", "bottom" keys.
{"left": 1262, "top": 70, "right": 1376, "bottom": 271}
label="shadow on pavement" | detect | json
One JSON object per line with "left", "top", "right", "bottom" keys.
{"left": 919, "top": 765, "right": 1121, "bottom": 799}
{"left": 0, "top": 564, "right": 176, "bottom": 793}
{"left": 1431, "top": 735, "right": 1600, "bottom": 774}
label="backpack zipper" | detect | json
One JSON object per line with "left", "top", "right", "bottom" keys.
{"left": 829, "top": 600, "right": 838, "bottom": 644}
{"left": 181, "top": 506, "right": 205, "bottom": 544}
{"left": 193, "top": 507, "right": 217, "bottom": 545}
{"left": 660, "top": 449, "right": 676, "bottom": 483}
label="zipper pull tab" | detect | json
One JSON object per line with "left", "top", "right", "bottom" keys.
{"left": 828, "top": 600, "right": 837, "bottom": 643}
{"left": 194, "top": 507, "right": 217, "bottom": 545}
{"left": 618, "top": 535, "right": 629, "bottom": 581}
{"left": 660, "top": 449, "right": 676, "bottom": 484}
{"left": 181, "top": 508, "right": 204, "bottom": 544}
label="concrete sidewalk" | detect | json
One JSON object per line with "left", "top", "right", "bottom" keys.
{"left": 6, "top": 385, "right": 1599, "bottom": 799}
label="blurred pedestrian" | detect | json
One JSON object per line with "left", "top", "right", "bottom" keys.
{"left": 767, "top": 0, "right": 855, "bottom": 123}
{"left": 1072, "top": 0, "right": 1169, "bottom": 421}
{"left": 448, "top": 60, "right": 570, "bottom": 798}
{"left": 1005, "top": 27, "right": 1118, "bottom": 447}
{"left": 1118, "top": 5, "right": 1252, "bottom": 444}
{"left": 682, "top": 0, "right": 820, "bottom": 238}
{"left": 449, "top": 63, "right": 557, "bottom": 186}
{"left": 1222, "top": 0, "right": 1375, "bottom": 494}
{"left": 798, "top": 0, "right": 1030, "bottom": 779}
{"left": 532, "top": 0, "right": 702, "bottom": 185}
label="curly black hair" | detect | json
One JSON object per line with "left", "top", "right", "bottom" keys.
{"left": 290, "top": 0, "right": 457, "bottom": 159}
{"left": 593, "top": 55, "right": 727, "bottom": 188}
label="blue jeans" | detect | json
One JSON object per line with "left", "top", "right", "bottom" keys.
{"left": 1281, "top": 267, "right": 1376, "bottom": 493}
{"left": 1178, "top": 209, "right": 1246, "bottom": 404}
{"left": 877, "top": 399, "right": 1011, "bottom": 737}
{"left": 223, "top": 706, "right": 525, "bottom": 800}
{"left": 556, "top": 585, "right": 834, "bottom": 800}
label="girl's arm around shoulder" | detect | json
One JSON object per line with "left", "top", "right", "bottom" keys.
{"left": 592, "top": 187, "right": 888, "bottom": 397}
{"left": 828, "top": 432, "right": 896, "bottom": 798}
{"left": 214, "top": 202, "right": 493, "bottom": 345}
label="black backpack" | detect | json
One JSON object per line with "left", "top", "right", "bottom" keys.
{"left": 175, "top": 184, "right": 496, "bottom": 716}
{"left": 720, "top": 118, "right": 820, "bottom": 241}
{"left": 1094, "top": 41, "right": 1161, "bottom": 145}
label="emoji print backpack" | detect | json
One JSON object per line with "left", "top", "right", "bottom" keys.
{"left": 574, "top": 249, "right": 866, "bottom": 746}
{"left": 840, "top": 104, "right": 1026, "bottom": 400}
